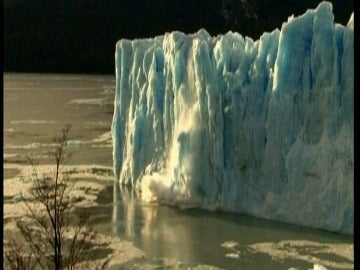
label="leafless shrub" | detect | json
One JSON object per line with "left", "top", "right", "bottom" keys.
{"left": 4, "top": 124, "right": 111, "bottom": 270}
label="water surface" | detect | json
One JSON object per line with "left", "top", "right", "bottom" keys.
{"left": 4, "top": 73, "right": 353, "bottom": 270}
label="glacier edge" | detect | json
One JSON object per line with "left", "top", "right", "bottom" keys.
{"left": 111, "top": 1, "right": 354, "bottom": 234}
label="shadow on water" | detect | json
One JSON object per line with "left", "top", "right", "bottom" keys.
{"left": 110, "top": 182, "right": 353, "bottom": 270}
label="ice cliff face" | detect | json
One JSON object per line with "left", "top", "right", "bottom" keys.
{"left": 112, "top": 1, "right": 354, "bottom": 234}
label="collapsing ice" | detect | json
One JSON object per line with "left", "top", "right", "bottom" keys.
{"left": 112, "top": 1, "right": 354, "bottom": 234}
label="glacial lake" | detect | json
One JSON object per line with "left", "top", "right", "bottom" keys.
{"left": 4, "top": 73, "right": 353, "bottom": 270}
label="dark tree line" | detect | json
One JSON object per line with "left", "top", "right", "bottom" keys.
{"left": 4, "top": 0, "right": 353, "bottom": 74}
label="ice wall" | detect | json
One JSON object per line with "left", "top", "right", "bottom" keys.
{"left": 112, "top": 1, "right": 354, "bottom": 234}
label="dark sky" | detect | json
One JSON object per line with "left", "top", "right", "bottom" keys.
{"left": 4, "top": 0, "right": 353, "bottom": 74}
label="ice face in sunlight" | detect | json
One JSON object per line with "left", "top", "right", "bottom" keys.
{"left": 111, "top": 1, "right": 353, "bottom": 234}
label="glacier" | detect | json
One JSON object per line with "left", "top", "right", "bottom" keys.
{"left": 111, "top": 1, "right": 354, "bottom": 234}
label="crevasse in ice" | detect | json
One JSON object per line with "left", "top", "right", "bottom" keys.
{"left": 111, "top": 1, "right": 354, "bottom": 234}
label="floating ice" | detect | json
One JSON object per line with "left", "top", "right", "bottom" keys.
{"left": 313, "top": 264, "right": 328, "bottom": 270}
{"left": 225, "top": 253, "right": 239, "bottom": 259}
{"left": 252, "top": 240, "right": 353, "bottom": 269}
{"left": 68, "top": 98, "right": 104, "bottom": 105}
{"left": 11, "top": 120, "right": 57, "bottom": 125}
{"left": 221, "top": 241, "right": 239, "bottom": 250}
{"left": 112, "top": 1, "right": 353, "bottom": 234}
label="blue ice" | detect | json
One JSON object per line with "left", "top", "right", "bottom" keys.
{"left": 111, "top": 1, "right": 354, "bottom": 234}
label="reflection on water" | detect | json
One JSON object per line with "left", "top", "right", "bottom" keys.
{"left": 112, "top": 182, "right": 353, "bottom": 270}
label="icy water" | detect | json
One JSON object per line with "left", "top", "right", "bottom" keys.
{"left": 4, "top": 73, "right": 354, "bottom": 270}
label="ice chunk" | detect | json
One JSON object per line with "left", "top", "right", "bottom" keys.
{"left": 313, "top": 264, "right": 328, "bottom": 270}
{"left": 220, "top": 241, "right": 239, "bottom": 250}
